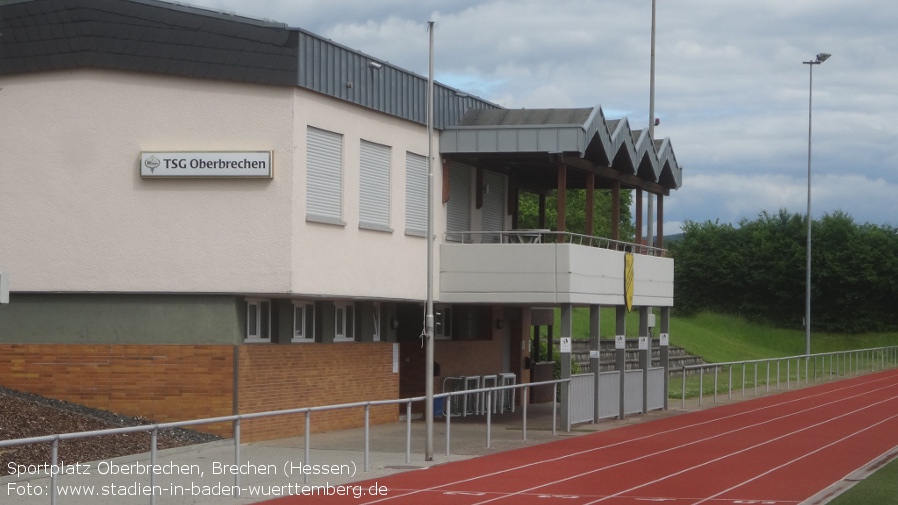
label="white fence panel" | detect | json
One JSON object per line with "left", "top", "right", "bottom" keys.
{"left": 625, "top": 369, "right": 644, "bottom": 415}
{"left": 570, "top": 373, "right": 595, "bottom": 424}
{"left": 599, "top": 371, "right": 621, "bottom": 419}
{"left": 648, "top": 367, "right": 665, "bottom": 411}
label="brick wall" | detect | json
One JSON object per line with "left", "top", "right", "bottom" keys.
{"left": 237, "top": 342, "right": 399, "bottom": 442}
{"left": 0, "top": 344, "right": 235, "bottom": 437}
{"left": 0, "top": 342, "right": 401, "bottom": 442}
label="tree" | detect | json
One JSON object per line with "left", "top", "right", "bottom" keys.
{"left": 669, "top": 210, "right": 898, "bottom": 332}
{"left": 517, "top": 189, "right": 634, "bottom": 241}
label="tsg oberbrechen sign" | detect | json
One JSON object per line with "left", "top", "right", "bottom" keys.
{"left": 140, "top": 152, "right": 273, "bottom": 178}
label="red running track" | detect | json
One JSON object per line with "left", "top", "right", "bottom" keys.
{"left": 263, "top": 368, "right": 898, "bottom": 505}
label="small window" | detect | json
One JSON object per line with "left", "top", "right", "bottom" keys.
{"left": 372, "top": 303, "right": 381, "bottom": 342}
{"left": 434, "top": 305, "right": 452, "bottom": 340}
{"left": 246, "top": 298, "right": 271, "bottom": 343}
{"left": 334, "top": 302, "right": 355, "bottom": 342}
{"left": 292, "top": 301, "right": 316, "bottom": 343}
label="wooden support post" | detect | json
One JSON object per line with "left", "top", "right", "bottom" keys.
{"left": 611, "top": 181, "right": 621, "bottom": 241}
{"left": 656, "top": 193, "right": 664, "bottom": 250}
{"left": 585, "top": 172, "right": 595, "bottom": 236}
{"left": 557, "top": 164, "right": 567, "bottom": 241}
{"left": 635, "top": 189, "right": 643, "bottom": 245}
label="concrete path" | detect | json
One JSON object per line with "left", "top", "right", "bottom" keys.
{"left": 2, "top": 402, "right": 696, "bottom": 505}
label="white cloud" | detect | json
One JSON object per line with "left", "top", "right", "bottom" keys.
{"left": 184, "top": 0, "right": 898, "bottom": 229}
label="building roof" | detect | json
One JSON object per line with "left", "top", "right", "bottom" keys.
{"left": 0, "top": 0, "right": 498, "bottom": 129}
{"left": 0, "top": 0, "right": 682, "bottom": 192}
{"left": 0, "top": 0, "right": 297, "bottom": 85}
{"left": 441, "top": 106, "right": 682, "bottom": 193}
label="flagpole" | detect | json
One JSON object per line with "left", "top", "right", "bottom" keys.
{"left": 424, "top": 20, "right": 435, "bottom": 462}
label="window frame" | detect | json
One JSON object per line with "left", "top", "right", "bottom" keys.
{"left": 334, "top": 301, "right": 356, "bottom": 342}
{"left": 434, "top": 305, "right": 453, "bottom": 340}
{"left": 245, "top": 298, "right": 271, "bottom": 343}
{"left": 372, "top": 302, "right": 381, "bottom": 342}
{"left": 292, "top": 300, "right": 316, "bottom": 343}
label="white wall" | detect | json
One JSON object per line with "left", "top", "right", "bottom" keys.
{"left": 290, "top": 90, "right": 440, "bottom": 301}
{"left": 0, "top": 69, "right": 291, "bottom": 293}
{"left": 0, "top": 69, "right": 444, "bottom": 301}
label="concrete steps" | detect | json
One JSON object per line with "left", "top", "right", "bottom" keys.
{"left": 570, "top": 339, "right": 706, "bottom": 373}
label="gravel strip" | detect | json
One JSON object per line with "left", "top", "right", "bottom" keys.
{"left": 0, "top": 386, "right": 221, "bottom": 470}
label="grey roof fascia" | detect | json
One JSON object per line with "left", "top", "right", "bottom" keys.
{"left": 442, "top": 106, "right": 604, "bottom": 156}
{"left": 635, "top": 128, "right": 661, "bottom": 182}
{"left": 129, "top": 0, "right": 288, "bottom": 29}
{"left": 607, "top": 117, "right": 637, "bottom": 175}
{"left": 441, "top": 105, "right": 683, "bottom": 191}
{"left": 656, "top": 138, "right": 683, "bottom": 188}
{"left": 0, "top": 0, "right": 498, "bottom": 129}
{"left": 0, "top": 0, "right": 299, "bottom": 85}
{"left": 294, "top": 27, "right": 499, "bottom": 130}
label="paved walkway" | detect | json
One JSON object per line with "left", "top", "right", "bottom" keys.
{"left": 2, "top": 401, "right": 701, "bottom": 505}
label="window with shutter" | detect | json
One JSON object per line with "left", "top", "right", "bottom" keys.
{"left": 306, "top": 127, "right": 344, "bottom": 225}
{"left": 359, "top": 140, "right": 391, "bottom": 231}
{"left": 446, "top": 163, "right": 472, "bottom": 242}
{"left": 405, "top": 152, "right": 428, "bottom": 236}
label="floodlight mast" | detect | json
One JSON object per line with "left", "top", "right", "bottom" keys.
{"left": 647, "top": 0, "right": 656, "bottom": 252}
{"left": 802, "top": 52, "right": 830, "bottom": 356}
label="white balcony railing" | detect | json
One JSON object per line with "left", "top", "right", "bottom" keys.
{"left": 445, "top": 230, "right": 667, "bottom": 257}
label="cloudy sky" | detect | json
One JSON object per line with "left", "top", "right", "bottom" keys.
{"left": 188, "top": 0, "right": 897, "bottom": 235}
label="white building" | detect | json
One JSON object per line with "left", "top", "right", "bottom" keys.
{"left": 0, "top": 0, "right": 681, "bottom": 440}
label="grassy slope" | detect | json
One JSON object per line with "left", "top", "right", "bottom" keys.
{"left": 669, "top": 311, "right": 898, "bottom": 362}
{"left": 554, "top": 309, "right": 898, "bottom": 362}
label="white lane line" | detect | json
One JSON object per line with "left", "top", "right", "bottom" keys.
{"left": 693, "top": 413, "right": 898, "bottom": 505}
{"left": 357, "top": 371, "right": 898, "bottom": 505}
{"left": 578, "top": 398, "right": 898, "bottom": 504}
{"left": 464, "top": 380, "right": 898, "bottom": 505}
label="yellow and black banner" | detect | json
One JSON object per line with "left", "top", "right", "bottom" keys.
{"left": 624, "top": 252, "right": 634, "bottom": 312}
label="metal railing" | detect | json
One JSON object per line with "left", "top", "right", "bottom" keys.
{"left": 674, "top": 346, "right": 898, "bottom": 409}
{"left": 446, "top": 230, "right": 667, "bottom": 257}
{"left": 0, "top": 378, "right": 570, "bottom": 505}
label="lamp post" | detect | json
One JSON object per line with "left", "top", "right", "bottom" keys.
{"left": 803, "top": 52, "right": 830, "bottom": 356}
{"left": 647, "top": 0, "right": 656, "bottom": 249}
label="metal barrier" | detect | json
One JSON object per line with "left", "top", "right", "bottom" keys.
{"left": 447, "top": 230, "right": 667, "bottom": 257}
{"left": 675, "top": 346, "right": 898, "bottom": 409}
{"left": 0, "top": 378, "right": 570, "bottom": 505}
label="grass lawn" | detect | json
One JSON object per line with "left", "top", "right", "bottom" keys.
{"left": 827, "top": 455, "right": 898, "bottom": 504}
{"left": 539, "top": 309, "right": 898, "bottom": 400}
{"left": 666, "top": 312, "right": 898, "bottom": 399}
{"left": 547, "top": 309, "right": 898, "bottom": 359}
{"left": 669, "top": 311, "right": 898, "bottom": 360}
